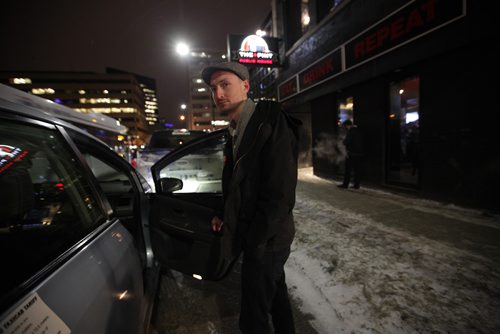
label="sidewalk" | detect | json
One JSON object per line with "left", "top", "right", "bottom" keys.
{"left": 285, "top": 167, "right": 500, "bottom": 333}
{"left": 297, "top": 167, "right": 500, "bottom": 261}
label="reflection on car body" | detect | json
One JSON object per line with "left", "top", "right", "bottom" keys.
{"left": 0, "top": 84, "right": 235, "bottom": 334}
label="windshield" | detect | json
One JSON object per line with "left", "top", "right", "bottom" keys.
{"left": 147, "top": 130, "right": 206, "bottom": 149}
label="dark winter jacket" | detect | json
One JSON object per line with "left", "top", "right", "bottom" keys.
{"left": 221, "top": 100, "right": 301, "bottom": 259}
{"left": 343, "top": 126, "right": 364, "bottom": 157}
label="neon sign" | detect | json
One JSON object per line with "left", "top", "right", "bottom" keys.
{"left": 238, "top": 35, "right": 274, "bottom": 65}
{"left": 228, "top": 34, "right": 280, "bottom": 67}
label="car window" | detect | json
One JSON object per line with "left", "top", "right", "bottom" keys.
{"left": 84, "top": 153, "right": 130, "bottom": 182}
{"left": 0, "top": 120, "right": 107, "bottom": 300}
{"left": 158, "top": 134, "right": 225, "bottom": 193}
{"left": 148, "top": 129, "right": 206, "bottom": 149}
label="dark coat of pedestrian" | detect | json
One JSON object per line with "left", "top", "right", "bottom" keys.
{"left": 202, "top": 61, "right": 301, "bottom": 334}
{"left": 339, "top": 119, "right": 364, "bottom": 189}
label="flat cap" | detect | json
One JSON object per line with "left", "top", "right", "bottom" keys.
{"left": 201, "top": 62, "right": 249, "bottom": 85}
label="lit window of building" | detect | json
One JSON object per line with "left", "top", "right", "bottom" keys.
{"left": 11, "top": 78, "right": 32, "bottom": 84}
{"left": 32, "top": 88, "right": 55, "bottom": 94}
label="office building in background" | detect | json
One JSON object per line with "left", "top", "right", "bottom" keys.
{"left": 0, "top": 69, "right": 159, "bottom": 147}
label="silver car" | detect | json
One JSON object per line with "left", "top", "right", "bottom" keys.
{"left": 0, "top": 86, "right": 234, "bottom": 333}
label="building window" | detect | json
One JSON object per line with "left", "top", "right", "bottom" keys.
{"left": 387, "top": 76, "right": 420, "bottom": 187}
{"left": 338, "top": 96, "right": 354, "bottom": 125}
{"left": 10, "top": 78, "right": 32, "bottom": 84}
{"left": 32, "top": 88, "right": 55, "bottom": 95}
{"left": 301, "top": 0, "right": 311, "bottom": 33}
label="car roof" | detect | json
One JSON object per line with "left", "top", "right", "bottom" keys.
{"left": 0, "top": 83, "right": 127, "bottom": 135}
{"left": 0, "top": 86, "right": 113, "bottom": 148}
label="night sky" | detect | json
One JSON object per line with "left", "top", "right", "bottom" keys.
{"left": 0, "top": 0, "right": 271, "bottom": 126}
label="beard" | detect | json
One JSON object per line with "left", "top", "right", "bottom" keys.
{"left": 216, "top": 99, "right": 245, "bottom": 114}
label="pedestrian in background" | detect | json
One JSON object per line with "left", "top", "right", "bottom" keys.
{"left": 338, "top": 119, "right": 364, "bottom": 189}
{"left": 202, "top": 62, "right": 301, "bottom": 334}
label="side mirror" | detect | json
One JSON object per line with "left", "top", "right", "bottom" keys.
{"left": 159, "top": 177, "right": 183, "bottom": 193}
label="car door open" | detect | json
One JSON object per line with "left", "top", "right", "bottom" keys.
{"left": 149, "top": 129, "right": 234, "bottom": 281}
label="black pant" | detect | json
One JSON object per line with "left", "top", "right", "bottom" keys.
{"left": 342, "top": 155, "right": 362, "bottom": 187}
{"left": 239, "top": 245, "right": 295, "bottom": 334}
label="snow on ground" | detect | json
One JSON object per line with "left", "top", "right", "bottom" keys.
{"left": 285, "top": 168, "right": 500, "bottom": 333}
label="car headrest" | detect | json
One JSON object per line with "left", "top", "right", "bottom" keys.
{"left": 0, "top": 167, "right": 35, "bottom": 227}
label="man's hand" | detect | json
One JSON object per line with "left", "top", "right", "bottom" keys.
{"left": 211, "top": 216, "right": 224, "bottom": 232}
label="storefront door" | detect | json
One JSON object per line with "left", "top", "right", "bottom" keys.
{"left": 386, "top": 76, "right": 420, "bottom": 187}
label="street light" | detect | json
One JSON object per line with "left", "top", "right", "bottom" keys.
{"left": 176, "top": 41, "right": 190, "bottom": 128}
{"left": 176, "top": 42, "right": 190, "bottom": 56}
{"left": 179, "top": 103, "right": 187, "bottom": 128}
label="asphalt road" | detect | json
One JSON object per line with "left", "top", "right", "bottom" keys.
{"left": 150, "top": 257, "right": 318, "bottom": 334}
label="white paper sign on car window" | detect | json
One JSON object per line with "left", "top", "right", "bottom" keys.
{"left": 0, "top": 293, "right": 70, "bottom": 334}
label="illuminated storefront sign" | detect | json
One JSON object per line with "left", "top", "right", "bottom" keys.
{"left": 227, "top": 34, "right": 280, "bottom": 67}
{"left": 278, "top": 76, "right": 299, "bottom": 101}
{"left": 298, "top": 49, "right": 342, "bottom": 91}
{"left": 278, "top": 0, "right": 466, "bottom": 101}
{"left": 278, "top": 48, "right": 341, "bottom": 101}
{"left": 345, "top": 0, "right": 465, "bottom": 69}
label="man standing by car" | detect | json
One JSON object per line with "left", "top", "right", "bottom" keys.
{"left": 202, "top": 62, "right": 300, "bottom": 334}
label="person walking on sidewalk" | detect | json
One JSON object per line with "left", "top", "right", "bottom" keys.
{"left": 338, "top": 119, "right": 364, "bottom": 189}
{"left": 202, "top": 61, "right": 301, "bottom": 334}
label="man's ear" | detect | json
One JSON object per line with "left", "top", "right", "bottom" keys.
{"left": 243, "top": 79, "right": 250, "bottom": 92}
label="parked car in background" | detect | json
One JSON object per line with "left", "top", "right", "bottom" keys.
{"left": 0, "top": 84, "right": 234, "bottom": 334}
{"left": 136, "top": 128, "right": 207, "bottom": 191}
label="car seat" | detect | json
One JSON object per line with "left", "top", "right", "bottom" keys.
{"left": 0, "top": 166, "right": 35, "bottom": 228}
